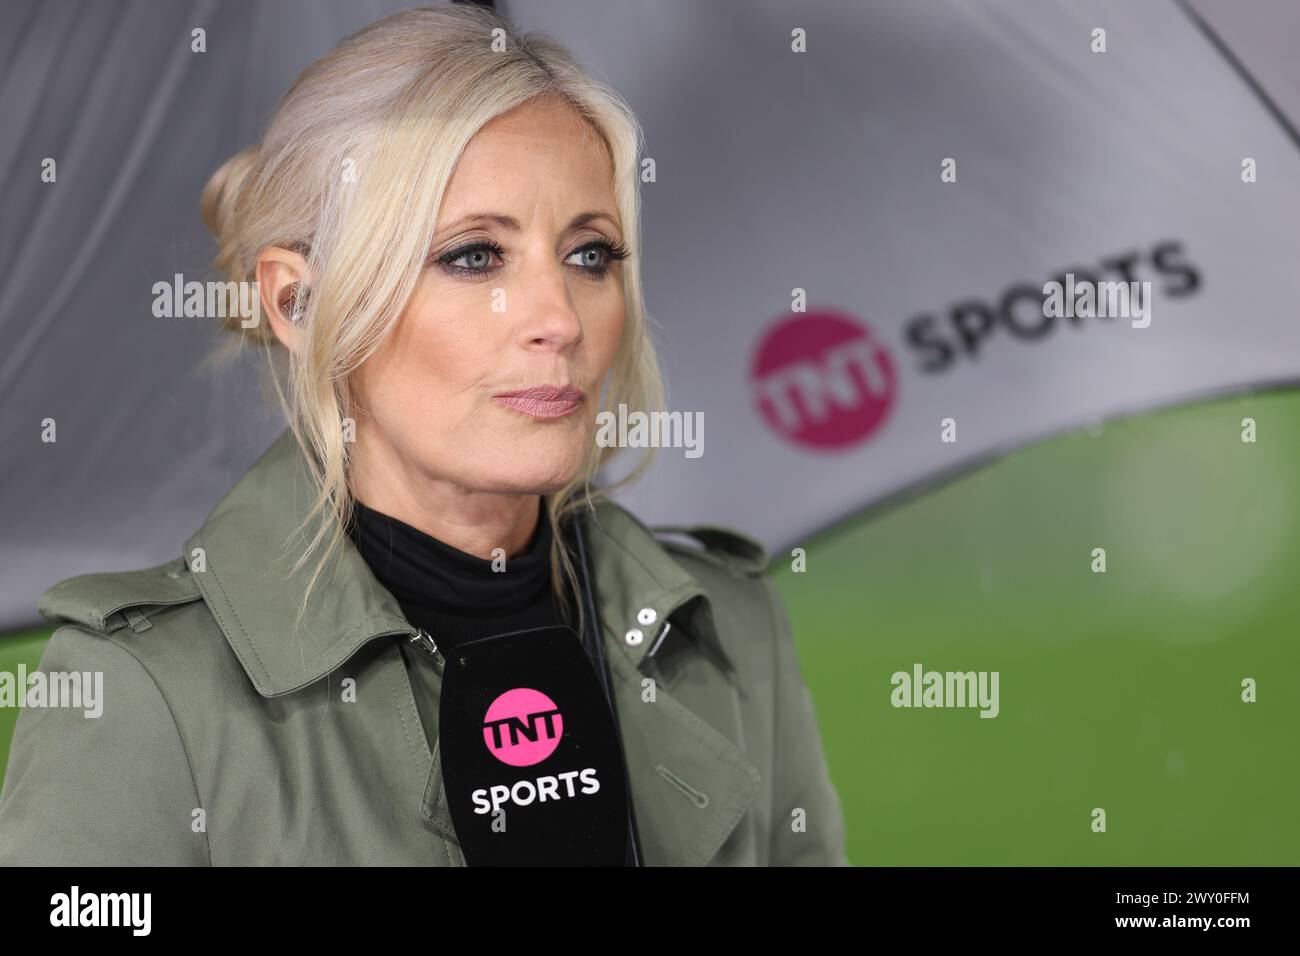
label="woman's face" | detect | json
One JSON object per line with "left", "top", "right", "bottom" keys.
{"left": 351, "top": 96, "right": 627, "bottom": 498}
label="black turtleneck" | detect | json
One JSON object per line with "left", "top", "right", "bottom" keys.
{"left": 346, "top": 498, "right": 568, "bottom": 654}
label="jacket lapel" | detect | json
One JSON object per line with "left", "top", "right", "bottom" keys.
{"left": 603, "top": 634, "right": 763, "bottom": 866}
{"left": 563, "top": 502, "right": 765, "bottom": 866}
{"left": 184, "top": 429, "right": 416, "bottom": 697}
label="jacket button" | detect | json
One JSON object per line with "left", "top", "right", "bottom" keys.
{"left": 637, "top": 607, "right": 657, "bottom": 626}
{"left": 624, "top": 628, "right": 644, "bottom": 646}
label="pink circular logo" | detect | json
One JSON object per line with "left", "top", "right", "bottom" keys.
{"left": 750, "top": 310, "right": 897, "bottom": 450}
{"left": 482, "top": 687, "right": 564, "bottom": 767}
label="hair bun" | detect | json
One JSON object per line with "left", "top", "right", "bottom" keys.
{"left": 200, "top": 144, "right": 260, "bottom": 273}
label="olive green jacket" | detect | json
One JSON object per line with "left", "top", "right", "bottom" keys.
{"left": 0, "top": 429, "right": 848, "bottom": 866}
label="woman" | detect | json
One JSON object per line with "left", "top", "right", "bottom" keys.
{"left": 0, "top": 4, "right": 847, "bottom": 866}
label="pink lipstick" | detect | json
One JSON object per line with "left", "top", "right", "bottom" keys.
{"left": 493, "top": 385, "right": 585, "bottom": 419}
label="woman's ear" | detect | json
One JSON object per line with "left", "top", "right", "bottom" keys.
{"left": 255, "top": 246, "right": 312, "bottom": 354}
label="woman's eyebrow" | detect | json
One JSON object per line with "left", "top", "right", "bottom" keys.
{"left": 433, "top": 210, "right": 621, "bottom": 237}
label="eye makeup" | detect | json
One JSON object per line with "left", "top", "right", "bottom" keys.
{"left": 432, "top": 236, "right": 629, "bottom": 280}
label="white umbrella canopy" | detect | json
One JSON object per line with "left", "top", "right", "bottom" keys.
{"left": 508, "top": 0, "right": 1300, "bottom": 553}
{"left": 0, "top": 0, "right": 420, "bottom": 631}
{"left": 1, "top": 0, "right": 1296, "bottom": 630}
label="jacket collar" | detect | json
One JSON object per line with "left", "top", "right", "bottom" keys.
{"left": 185, "top": 428, "right": 732, "bottom": 698}
{"left": 185, "top": 429, "right": 411, "bottom": 697}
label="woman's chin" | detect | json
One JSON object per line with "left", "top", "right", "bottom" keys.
{"left": 483, "top": 456, "right": 584, "bottom": 495}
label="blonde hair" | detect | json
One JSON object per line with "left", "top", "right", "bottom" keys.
{"left": 198, "top": 4, "right": 664, "bottom": 639}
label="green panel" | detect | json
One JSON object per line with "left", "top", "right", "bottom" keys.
{"left": 0, "top": 628, "right": 55, "bottom": 786}
{"left": 773, "top": 388, "right": 1300, "bottom": 865}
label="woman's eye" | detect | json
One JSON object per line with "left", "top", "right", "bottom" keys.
{"left": 567, "top": 245, "right": 609, "bottom": 270}
{"left": 435, "top": 241, "right": 504, "bottom": 277}
{"left": 568, "top": 240, "right": 630, "bottom": 276}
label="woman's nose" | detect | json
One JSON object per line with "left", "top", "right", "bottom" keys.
{"left": 516, "top": 263, "right": 584, "bottom": 349}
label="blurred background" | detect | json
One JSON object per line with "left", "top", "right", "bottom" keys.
{"left": 2, "top": 0, "right": 1297, "bottom": 864}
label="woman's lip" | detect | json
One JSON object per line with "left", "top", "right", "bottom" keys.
{"left": 494, "top": 385, "right": 585, "bottom": 402}
{"left": 492, "top": 385, "right": 585, "bottom": 419}
{"left": 493, "top": 394, "right": 584, "bottom": 419}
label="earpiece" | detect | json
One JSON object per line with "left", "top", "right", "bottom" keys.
{"left": 284, "top": 283, "right": 310, "bottom": 323}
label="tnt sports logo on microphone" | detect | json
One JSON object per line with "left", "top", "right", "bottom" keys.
{"left": 751, "top": 310, "right": 897, "bottom": 450}
{"left": 483, "top": 687, "right": 563, "bottom": 767}
{"left": 474, "top": 688, "right": 601, "bottom": 817}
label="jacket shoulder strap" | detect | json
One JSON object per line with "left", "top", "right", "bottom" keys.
{"left": 651, "top": 523, "right": 770, "bottom": 577}
{"left": 37, "top": 556, "right": 202, "bottom": 636}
